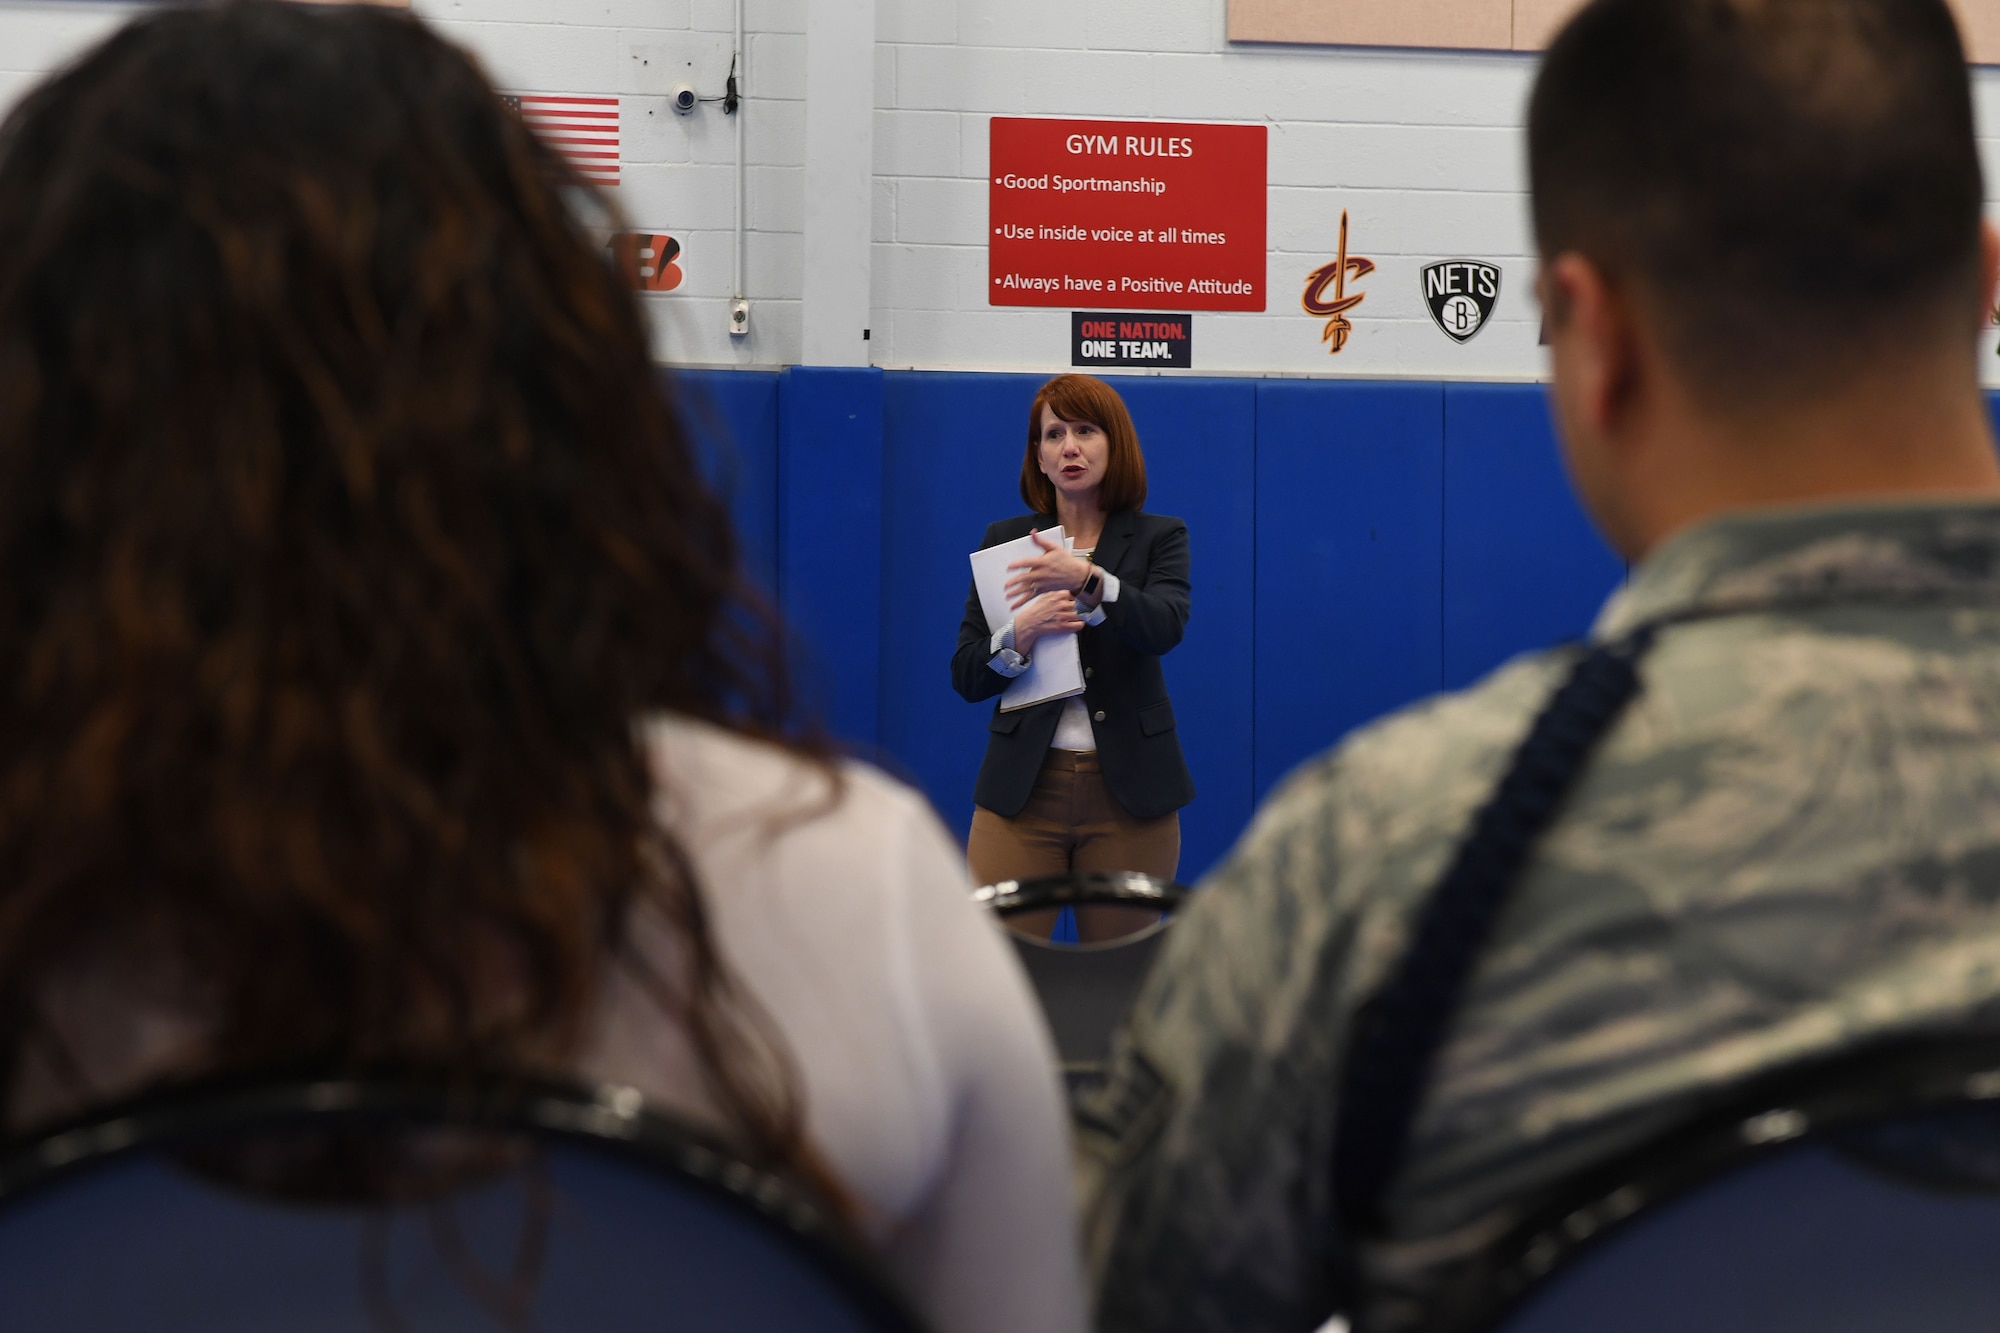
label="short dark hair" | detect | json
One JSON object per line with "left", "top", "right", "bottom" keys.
{"left": 1530, "top": 0, "right": 1983, "bottom": 403}
{"left": 1020, "top": 374, "right": 1148, "bottom": 514}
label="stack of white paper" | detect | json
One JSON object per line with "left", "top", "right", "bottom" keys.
{"left": 970, "top": 528, "right": 1086, "bottom": 712}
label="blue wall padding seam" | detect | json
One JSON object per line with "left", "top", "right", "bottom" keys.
{"left": 671, "top": 368, "right": 782, "bottom": 596}
{"left": 879, "top": 371, "right": 1044, "bottom": 842}
{"left": 1252, "top": 379, "right": 1446, "bottom": 805}
{"left": 1099, "top": 376, "right": 1257, "bottom": 882}
{"left": 1441, "top": 382, "right": 1624, "bottom": 692}
{"left": 779, "top": 366, "right": 886, "bottom": 749}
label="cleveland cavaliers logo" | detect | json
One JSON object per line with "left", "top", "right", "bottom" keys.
{"left": 1422, "top": 260, "right": 1500, "bottom": 343}
{"left": 1302, "top": 210, "right": 1375, "bottom": 354}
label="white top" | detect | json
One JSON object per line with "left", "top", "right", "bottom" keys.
{"left": 1050, "top": 697, "right": 1098, "bottom": 752}
{"left": 1048, "top": 547, "right": 1103, "bottom": 751}
{"left": 13, "top": 718, "right": 1088, "bottom": 1333}
{"left": 589, "top": 718, "right": 1089, "bottom": 1333}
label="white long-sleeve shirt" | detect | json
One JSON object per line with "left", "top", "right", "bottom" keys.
{"left": 594, "top": 718, "right": 1089, "bottom": 1333}
{"left": 13, "top": 717, "right": 1089, "bottom": 1333}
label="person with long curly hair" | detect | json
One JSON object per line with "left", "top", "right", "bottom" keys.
{"left": 0, "top": 5, "right": 1086, "bottom": 1331}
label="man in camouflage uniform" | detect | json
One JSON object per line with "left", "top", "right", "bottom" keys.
{"left": 1078, "top": 1, "right": 2000, "bottom": 1330}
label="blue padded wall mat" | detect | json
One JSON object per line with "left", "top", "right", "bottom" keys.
{"left": 1088, "top": 376, "right": 1256, "bottom": 881}
{"left": 878, "top": 371, "right": 1035, "bottom": 839}
{"left": 658, "top": 369, "right": 1666, "bottom": 890}
{"left": 877, "top": 372, "right": 1257, "bottom": 882}
{"left": 1253, "top": 379, "right": 1445, "bottom": 806}
{"left": 668, "top": 367, "right": 781, "bottom": 597}
{"left": 779, "top": 367, "right": 885, "bottom": 749}
{"left": 1441, "top": 382, "right": 1624, "bottom": 690}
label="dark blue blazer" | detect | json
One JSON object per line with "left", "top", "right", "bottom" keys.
{"left": 951, "top": 509, "right": 1195, "bottom": 821}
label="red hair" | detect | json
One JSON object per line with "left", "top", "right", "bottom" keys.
{"left": 1020, "top": 374, "right": 1148, "bottom": 514}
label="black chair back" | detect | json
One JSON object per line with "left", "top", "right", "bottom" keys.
{"left": 1380, "top": 1038, "right": 2000, "bottom": 1333}
{"left": 0, "top": 1075, "right": 928, "bottom": 1333}
{"left": 976, "top": 871, "right": 1188, "bottom": 1084}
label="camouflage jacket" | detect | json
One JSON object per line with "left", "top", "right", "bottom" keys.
{"left": 1078, "top": 499, "right": 2000, "bottom": 1333}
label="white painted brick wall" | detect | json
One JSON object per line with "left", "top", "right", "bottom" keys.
{"left": 5, "top": 0, "right": 2000, "bottom": 378}
{"left": 877, "top": 0, "right": 2000, "bottom": 382}
{"left": 0, "top": 0, "right": 804, "bottom": 368}
{"left": 422, "top": 0, "right": 803, "bottom": 368}
{"left": 874, "top": 2, "right": 1549, "bottom": 378}
{"left": 0, "top": 0, "right": 128, "bottom": 74}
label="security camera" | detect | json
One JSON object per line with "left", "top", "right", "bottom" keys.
{"left": 672, "top": 84, "right": 697, "bottom": 115}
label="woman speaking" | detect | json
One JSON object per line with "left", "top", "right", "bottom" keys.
{"left": 953, "top": 374, "right": 1194, "bottom": 896}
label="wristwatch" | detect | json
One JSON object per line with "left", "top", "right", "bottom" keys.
{"left": 1080, "top": 566, "right": 1102, "bottom": 599}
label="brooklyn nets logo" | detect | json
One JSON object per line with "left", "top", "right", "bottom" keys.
{"left": 1421, "top": 260, "right": 1500, "bottom": 344}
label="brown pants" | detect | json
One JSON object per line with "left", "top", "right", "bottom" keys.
{"left": 968, "top": 750, "right": 1181, "bottom": 886}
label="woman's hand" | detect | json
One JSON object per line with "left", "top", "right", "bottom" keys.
{"left": 1005, "top": 529, "right": 1095, "bottom": 610}
{"left": 1013, "top": 591, "right": 1087, "bottom": 657}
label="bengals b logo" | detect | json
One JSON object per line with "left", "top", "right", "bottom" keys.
{"left": 608, "top": 232, "right": 684, "bottom": 292}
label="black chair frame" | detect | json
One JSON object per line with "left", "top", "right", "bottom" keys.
{"left": 1417, "top": 1033, "right": 2000, "bottom": 1333}
{"left": 973, "top": 870, "right": 1188, "bottom": 928}
{"left": 975, "top": 871, "right": 1189, "bottom": 1100}
{"left": 0, "top": 1071, "right": 929, "bottom": 1333}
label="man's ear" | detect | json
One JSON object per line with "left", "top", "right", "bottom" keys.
{"left": 1543, "top": 252, "right": 1639, "bottom": 438}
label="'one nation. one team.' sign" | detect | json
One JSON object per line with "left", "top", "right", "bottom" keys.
{"left": 1228, "top": 0, "right": 2000, "bottom": 60}
{"left": 988, "top": 117, "right": 1268, "bottom": 313}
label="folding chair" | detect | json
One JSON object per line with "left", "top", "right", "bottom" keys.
{"left": 0, "top": 1073, "right": 929, "bottom": 1333}
{"left": 976, "top": 870, "right": 1188, "bottom": 1092}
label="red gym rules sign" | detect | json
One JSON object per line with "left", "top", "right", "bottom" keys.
{"left": 988, "top": 117, "right": 1269, "bottom": 312}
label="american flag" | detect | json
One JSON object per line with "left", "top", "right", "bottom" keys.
{"left": 502, "top": 93, "right": 620, "bottom": 187}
